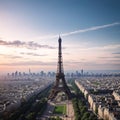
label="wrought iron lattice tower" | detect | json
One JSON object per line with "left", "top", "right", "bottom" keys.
{"left": 49, "top": 37, "right": 71, "bottom": 100}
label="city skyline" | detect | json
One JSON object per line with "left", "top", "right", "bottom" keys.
{"left": 0, "top": 0, "right": 120, "bottom": 73}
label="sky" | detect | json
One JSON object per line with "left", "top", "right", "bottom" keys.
{"left": 0, "top": 0, "right": 120, "bottom": 74}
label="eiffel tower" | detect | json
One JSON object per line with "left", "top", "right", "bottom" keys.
{"left": 49, "top": 36, "right": 72, "bottom": 100}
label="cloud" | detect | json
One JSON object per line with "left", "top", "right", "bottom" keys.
{"left": 97, "top": 44, "right": 120, "bottom": 51}
{"left": 0, "top": 53, "right": 22, "bottom": 59}
{"left": 98, "top": 56, "right": 120, "bottom": 59}
{"left": 112, "top": 52, "right": 120, "bottom": 54}
{"left": 102, "top": 44, "right": 120, "bottom": 50}
{"left": 0, "top": 40, "right": 8, "bottom": 45}
{"left": 36, "top": 22, "right": 120, "bottom": 40}
{"left": 64, "top": 60, "right": 120, "bottom": 67}
{"left": 106, "top": 60, "right": 120, "bottom": 62}
{"left": 61, "top": 22, "right": 120, "bottom": 37}
{"left": 0, "top": 52, "right": 48, "bottom": 60}
{"left": 0, "top": 61, "right": 56, "bottom": 66}
{"left": 0, "top": 40, "right": 56, "bottom": 49}
{"left": 20, "top": 52, "right": 47, "bottom": 56}
{"left": 78, "top": 44, "right": 120, "bottom": 51}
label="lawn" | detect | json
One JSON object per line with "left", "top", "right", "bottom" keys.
{"left": 53, "top": 105, "right": 66, "bottom": 114}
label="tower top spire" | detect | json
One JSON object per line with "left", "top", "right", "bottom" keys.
{"left": 58, "top": 35, "right": 62, "bottom": 42}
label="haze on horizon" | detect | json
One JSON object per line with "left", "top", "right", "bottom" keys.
{"left": 0, "top": 0, "right": 120, "bottom": 74}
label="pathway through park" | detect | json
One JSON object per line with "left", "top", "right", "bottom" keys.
{"left": 39, "top": 100, "right": 75, "bottom": 120}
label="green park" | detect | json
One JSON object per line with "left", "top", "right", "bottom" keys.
{"left": 53, "top": 105, "right": 66, "bottom": 114}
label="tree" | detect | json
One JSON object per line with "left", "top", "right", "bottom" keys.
{"left": 81, "top": 112, "right": 90, "bottom": 120}
{"left": 95, "top": 107, "right": 98, "bottom": 115}
{"left": 89, "top": 114, "right": 97, "bottom": 120}
{"left": 80, "top": 106, "right": 87, "bottom": 115}
{"left": 26, "top": 112, "right": 35, "bottom": 120}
